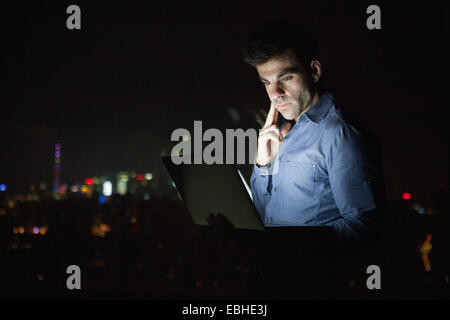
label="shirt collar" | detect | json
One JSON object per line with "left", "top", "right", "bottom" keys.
{"left": 301, "top": 91, "right": 335, "bottom": 124}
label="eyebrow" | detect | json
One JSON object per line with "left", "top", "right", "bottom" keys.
{"left": 259, "top": 67, "right": 302, "bottom": 82}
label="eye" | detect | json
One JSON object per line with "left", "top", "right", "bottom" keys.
{"left": 281, "top": 75, "right": 293, "bottom": 82}
{"left": 261, "top": 81, "right": 269, "bottom": 86}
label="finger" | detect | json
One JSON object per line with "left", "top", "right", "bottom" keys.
{"left": 263, "top": 102, "right": 278, "bottom": 128}
{"left": 259, "top": 131, "right": 283, "bottom": 143}
{"left": 260, "top": 124, "right": 280, "bottom": 135}
{"left": 273, "top": 102, "right": 279, "bottom": 125}
{"left": 259, "top": 124, "right": 282, "bottom": 138}
{"left": 206, "top": 214, "right": 216, "bottom": 229}
{"left": 213, "top": 214, "right": 226, "bottom": 234}
{"left": 219, "top": 213, "right": 234, "bottom": 230}
{"left": 259, "top": 124, "right": 279, "bottom": 133}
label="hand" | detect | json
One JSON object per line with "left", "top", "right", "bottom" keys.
{"left": 206, "top": 212, "right": 235, "bottom": 235}
{"left": 255, "top": 101, "right": 292, "bottom": 167}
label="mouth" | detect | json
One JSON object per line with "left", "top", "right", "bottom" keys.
{"left": 277, "top": 102, "right": 290, "bottom": 109}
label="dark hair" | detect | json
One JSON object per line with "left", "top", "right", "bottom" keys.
{"left": 243, "top": 21, "right": 319, "bottom": 73}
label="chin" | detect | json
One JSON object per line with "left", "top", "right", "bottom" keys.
{"left": 280, "top": 111, "right": 298, "bottom": 121}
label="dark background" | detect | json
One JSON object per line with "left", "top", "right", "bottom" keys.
{"left": 1, "top": 0, "right": 448, "bottom": 195}
{"left": 0, "top": 0, "right": 448, "bottom": 299}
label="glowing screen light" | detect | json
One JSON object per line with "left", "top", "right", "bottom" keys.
{"left": 0, "top": 184, "right": 6, "bottom": 191}
{"left": 103, "top": 181, "right": 112, "bottom": 196}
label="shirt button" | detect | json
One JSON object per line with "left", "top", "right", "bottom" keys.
{"left": 269, "top": 217, "right": 273, "bottom": 222}
{"left": 273, "top": 187, "right": 278, "bottom": 192}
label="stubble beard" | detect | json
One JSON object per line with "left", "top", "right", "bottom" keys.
{"left": 292, "top": 91, "right": 313, "bottom": 121}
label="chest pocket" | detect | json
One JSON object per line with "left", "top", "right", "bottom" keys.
{"left": 278, "top": 157, "right": 319, "bottom": 200}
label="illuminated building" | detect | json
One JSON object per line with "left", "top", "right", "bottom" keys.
{"left": 53, "top": 143, "right": 61, "bottom": 193}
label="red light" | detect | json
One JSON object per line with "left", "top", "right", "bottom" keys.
{"left": 402, "top": 193, "right": 411, "bottom": 200}
{"left": 85, "top": 178, "right": 94, "bottom": 185}
{"left": 136, "top": 174, "right": 144, "bottom": 181}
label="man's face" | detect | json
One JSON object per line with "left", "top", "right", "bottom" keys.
{"left": 256, "top": 51, "right": 314, "bottom": 121}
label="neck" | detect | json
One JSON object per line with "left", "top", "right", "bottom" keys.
{"left": 295, "top": 91, "right": 320, "bottom": 123}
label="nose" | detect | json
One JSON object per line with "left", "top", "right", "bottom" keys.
{"left": 268, "top": 83, "right": 285, "bottom": 100}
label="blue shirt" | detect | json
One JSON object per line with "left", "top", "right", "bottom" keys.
{"left": 250, "top": 92, "right": 381, "bottom": 240}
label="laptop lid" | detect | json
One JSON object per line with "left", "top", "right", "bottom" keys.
{"left": 161, "top": 156, "right": 265, "bottom": 231}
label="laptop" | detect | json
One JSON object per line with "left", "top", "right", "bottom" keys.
{"left": 161, "top": 155, "right": 265, "bottom": 231}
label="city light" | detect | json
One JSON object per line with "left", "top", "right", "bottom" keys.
{"left": 85, "top": 178, "right": 94, "bottom": 185}
{"left": 145, "top": 173, "right": 153, "bottom": 180}
{"left": 401, "top": 192, "right": 411, "bottom": 200}
{"left": 91, "top": 223, "right": 111, "bottom": 237}
{"left": 119, "top": 172, "right": 129, "bottom": 182}
{"left": 98, "top": 195, "right": 106, "bottom": 204}
{"left": 0, "top": 184, "right": 6, "bottom": 191}
{"left": 39, "top": 225, "right": 48, "bottom": 235}
{"left": 33, "top": 227, "right": 40, "bottom": 234}
{"left": 103, "top": 181, "right": 112, "bottom": 196}
{"left": 136, "top": 174, "right": 144, "bottom": 181}
{"left": 59, "top": 185, "right": 67, "bottom": 194}
{"left": 420, "top": 233, "right": 432, "bottom": 272}
{"left": 117, "top": 180, "right": 127, "bottom": 195}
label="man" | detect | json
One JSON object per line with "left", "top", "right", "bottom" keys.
{"left": 244, "top": 21, "right": 384, "bottom": 246}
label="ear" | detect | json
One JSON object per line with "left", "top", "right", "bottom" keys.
{"left": 309, "top": 59, "right": 322, "bottom": 84}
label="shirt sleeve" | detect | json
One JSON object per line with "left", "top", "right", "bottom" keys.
{"left": 326, "top": 123, "right": 381, "bottom": 242}
{"left": 250, "top": 162, "right": 272, "bottom": 222}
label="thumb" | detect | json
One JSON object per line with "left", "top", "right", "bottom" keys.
{"left": 280, "top": 121, "right": 293, "bottom": 138}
